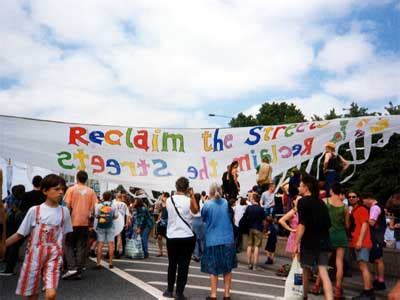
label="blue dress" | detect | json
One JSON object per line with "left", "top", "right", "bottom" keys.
{"left": 200, "top": 198, "right": 237, "bottom": 275}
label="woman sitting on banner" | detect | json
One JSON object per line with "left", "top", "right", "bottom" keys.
{"left": 201, "top": 183, "right": 237, "bottom": 300}
{"left": 224, "top": 161, "right": 240, "bottom": 200}
{"left": 323, "top": 142, "right": 349, "bottom": 194}
{"left": 256, "top": 157, "right": 272, "bottom": 194}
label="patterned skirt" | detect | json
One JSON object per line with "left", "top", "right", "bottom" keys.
{"left": 201, "top": 243, "right": 237, "bottom": 275}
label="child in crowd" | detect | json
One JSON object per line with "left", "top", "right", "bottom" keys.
{"left": 264, "top": 216, "right": 277, "bottom": 264}
{"left": 95, "top": 191, "right": 118, "bottom": 269}
{"left": 5, "top": 174, "right": 73, "bottom": 300}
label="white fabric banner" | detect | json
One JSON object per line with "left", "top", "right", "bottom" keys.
{"left": 0, "top": 115, "right": 399, "bottom": 194}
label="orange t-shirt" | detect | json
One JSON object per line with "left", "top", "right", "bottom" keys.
{"left": 64, "top": 184, "right": 97, "bottom": 227}
{"left": 350, "top": 205, "right": 372, "bottom": 249}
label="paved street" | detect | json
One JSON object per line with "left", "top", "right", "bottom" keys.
{"left": 0, "top": 242, "right": 392, "bottom": 299}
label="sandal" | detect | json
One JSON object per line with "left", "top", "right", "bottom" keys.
{"left": 334, "top": 287, "right": 344, "bottom": 300}
{"left": 310, "top": 283, "right": 322, "bottom": 295}
{"left": 276, "top": 264, "right": 290, "bottom": 277}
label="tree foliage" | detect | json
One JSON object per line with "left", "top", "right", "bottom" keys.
{"left": 229, "top": 102, "right": 305, "bottom": 127}
{"left": 229, "top": 100, "right": 400, "bottom": 202}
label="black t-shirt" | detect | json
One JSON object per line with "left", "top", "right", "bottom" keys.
{"left": 298, "top": 195, "right": 331, "bottom": 251}
{"left": 246, "top": 204, "right": 266, "bottom": 232}
{"left": 20, "top": 190, "right": 46, "bottom": 214}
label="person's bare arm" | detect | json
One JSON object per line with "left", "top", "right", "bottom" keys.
{"left": 345, "top": 207, "right": 350, "bottom": 230}
{"left": 278, "top": 209, "right": 296, "bottom": 232}
{"left": 188, "top": 188, "right": 199, "bottom": 214}
{"left": 340, "top": 155, "right": 350, "bottom": 172}
{"left": 6, "top": 233, "right": 24, "bottom": 248}
{"left": 323, "top": 153, "right": 331, "bottom": 172}
{"left": 294, "top": 224, "right": 305, "bottom": 253}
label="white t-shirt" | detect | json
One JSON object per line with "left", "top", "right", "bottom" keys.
{"left": 113, "top": 200, "right": 131, "bottom": 220}
{"left": 234, "top": 202, "right": 248, "bottom": 227}
{"left": 261, "top": 191, "right": 275, "bottom": 208}
{"left": 18, "top": 203, "right": 73, "bottom": 237}
{"left": 166, "top": 194, "right": 194, "bottom": 239}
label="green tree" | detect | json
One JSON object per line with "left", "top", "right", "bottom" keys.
{"left": 324, "top": 108, "right": 342, "bottom": 120}
{"left": 385, "top": 101, "right": 400, "bottom": 115}
{"left": 256, "top": 102, "right": 306, "bottom": 125}
{"left": 311, "top": 114, "right": 323, "bottom": 121}
{"left": 229, "top": 112, "right": 258, "bottom": 127}
{"left": 344, "top": 134, "right": 400, "bottom": 202}
{"left": 343, "top": 102, "right": 371, "bottom": 117}
{"left": 229, "top": 102, "right": 306, "bottom": 127}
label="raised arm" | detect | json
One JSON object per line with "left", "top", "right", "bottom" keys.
{"left": 189, "top": 188, "right": 199, "bottom": 214}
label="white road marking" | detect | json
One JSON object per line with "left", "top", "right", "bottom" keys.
{"left": 89, "top": 258, "right": 162, "bottom": 299}
{"left": 125, "top": 269, "right": 284, "bottom": 289}
{"left": 148, "top": 281, "right": 284, "bottom": 299}
{"left": 115, "top": 259, "right": 286, "bottom": 281}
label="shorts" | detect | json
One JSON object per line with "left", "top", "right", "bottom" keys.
{"left": 248, "top": 229, "right": 263, "bottom": 248}
{"left": 89, "top": 229, "right": 97, "bottom": 240}
{"left": 265, "top": 207, "right": 274, "bottom": 217}
{"left": 96, "top": 228, "right": 114, "bottom": 243}
{"left": 352, "top": 248, "right": 370, "bottom": 262}
{"left": 300, "top": 248, "right": 329, "bottom": 269}
{"left": 369, "top": 243, "right": 383, "bottom": 262}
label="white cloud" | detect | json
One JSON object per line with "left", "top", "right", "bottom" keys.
{"left": 324, "top": 58, "right": 400, "bottom": 101}
{"left": 316, "top": 32, "right": 374, "bottom": 73}
{"left": 0, "top": 0, "right": 397, "bottom": 128}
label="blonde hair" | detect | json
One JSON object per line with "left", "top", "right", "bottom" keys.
{"left": 209, "top": 183, "right": 223, "bottom": 199}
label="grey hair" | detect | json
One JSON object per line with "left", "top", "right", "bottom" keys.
{"left": 209, "top": 183, "right": 223, "bottom": 199}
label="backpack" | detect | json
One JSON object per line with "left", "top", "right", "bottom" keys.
{"left": 97, "top": 202, "right": 114, "bottom": 229}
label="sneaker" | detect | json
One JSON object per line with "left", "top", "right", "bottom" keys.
{"left": 162, "top": 290, "right": 174, "bottom": 298}
{"left": 248, "top": 264, "right": 253, "bottom": 270}
{"left": 0, "top": 270, "right": 14, "bottom": 276}
{"left": 252, "top": 265, "right": 258, "bottom": 271}
{"left": 373, "top": 279, "right": 386, "bottom": 291}
{"left": 62, "top": 270, "right": 78, "bottom": 280}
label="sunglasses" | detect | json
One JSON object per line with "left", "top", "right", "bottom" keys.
{"left": 348, "top": 195, "right": 358, "bottom": 199}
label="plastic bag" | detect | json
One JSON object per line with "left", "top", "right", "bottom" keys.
{"left": 284, "top": 255, "right": 303, "bottom": 300}
{"left": 125, "top": 234, "right": 144, "bottom": 259}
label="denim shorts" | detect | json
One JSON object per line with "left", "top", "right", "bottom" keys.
{"left": 96, "top": 227, "right": 114, "bottom": 243}
{"left": 353, "top": 248, "right": 370, "bottom": 262}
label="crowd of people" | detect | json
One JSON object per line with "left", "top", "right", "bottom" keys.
{"left": 0, "top": 141, "right": 399, "bottom": 300}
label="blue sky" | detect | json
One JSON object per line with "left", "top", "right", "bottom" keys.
{"left": 0, "top": 0, "right": 399, "bottom": 128}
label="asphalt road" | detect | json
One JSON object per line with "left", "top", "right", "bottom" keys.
{"left": 0, "top": 242, "right": 391, "bottom": 299}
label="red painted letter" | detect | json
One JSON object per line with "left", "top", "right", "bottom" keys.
{"left": 69, "top": 127, "right": 89, "bottom": 146}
